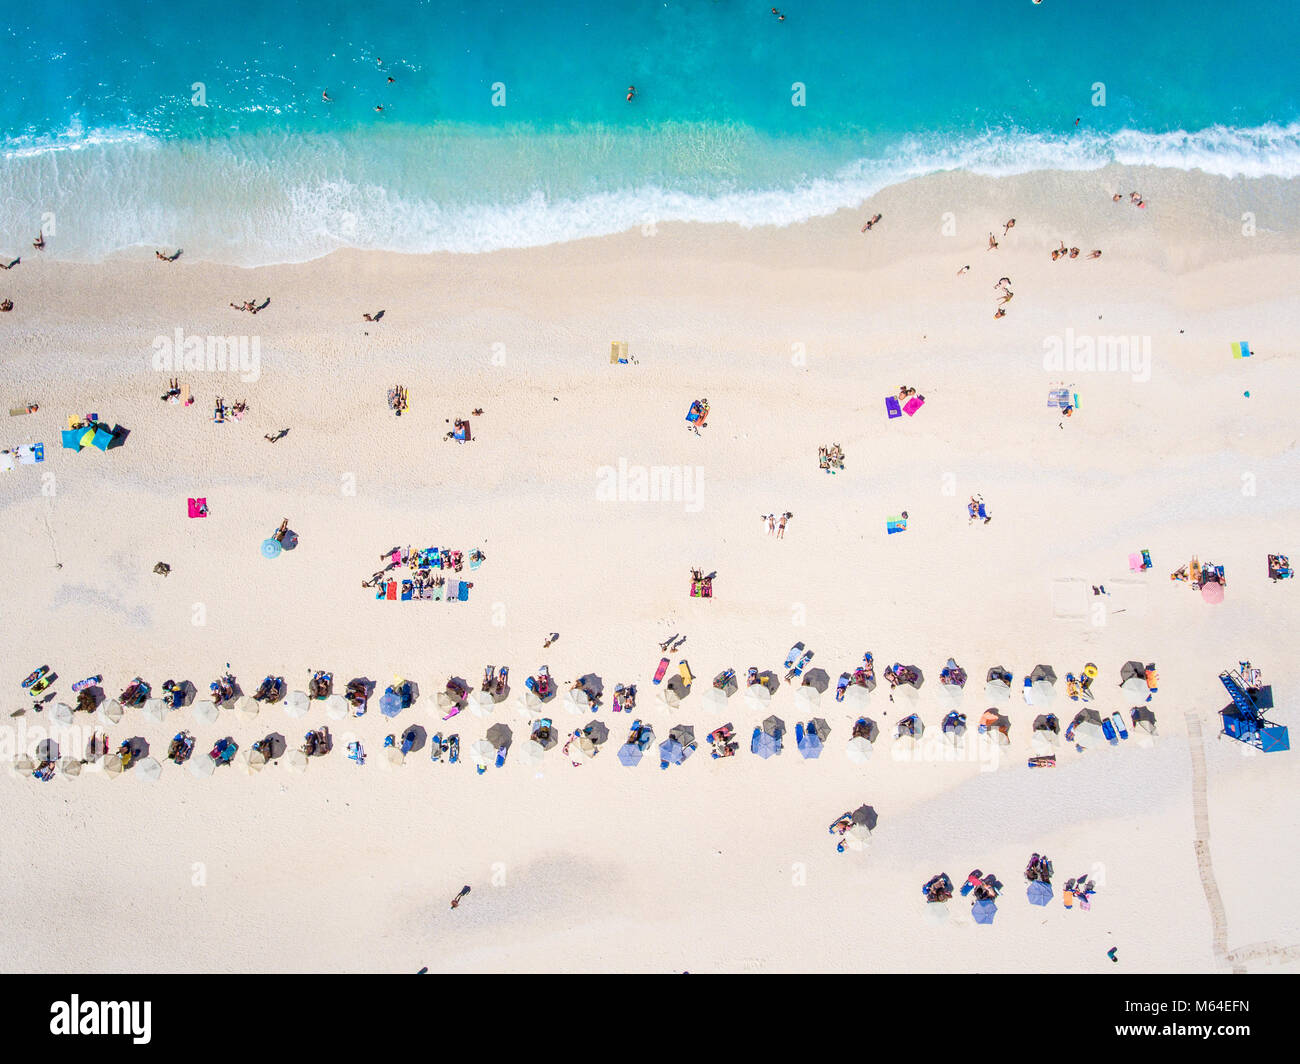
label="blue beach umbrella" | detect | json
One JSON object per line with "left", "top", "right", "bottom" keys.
{"left": 659, "top": 739, "right": 685, "bottom": 766}
{"left": 1027, "top": 881, "right": 1053, "bottom": 907}
{"left": 972, "top": 898, "right": 998, "bottom": 925}
{"left": 617, "top": 742, "right": 643, "bottom": 767}
{"left": 752, "top": 730, "right": 779, "bottom": 759}
{"left": 797, "top": 729, "right": 823, "bottom": 759}
{"left": 379, "top": 691, "right": 402, "bottom": 718}
{"left": 261, "top": 538, "right": 282, "bottom": 559}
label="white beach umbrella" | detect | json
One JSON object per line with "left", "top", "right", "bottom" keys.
{"left": 936, "top": 683, "right": 964, "bottom": 708}
{"left": 924, "top": 901, "right": 951, "bottom": 925}
{"left": 743, "top": 684, "right": 771, "bottom": 711}
{"left": 514, "top": 689, "right": 542, "bottom": 720}
{"left": 1031, "top": 730, "right": 1056, "bottom": 756}
{"left": 469, "top": 689, "right": 496, "bottom": 718}
{"left": 846, "top": 736, "right": 874, "bottom": 764}
{"left": 232, "top": 696, "right": 259, "bottom": 722}
{"left": 385, "top": 745, "right": 406, "bottom": 767}
{"left": 1031, "top": 679, "right": 1057, "bottom": 705}
{"left": 49, "top": 702, "right": 75, "bottom": 727}
{"left": 287, "top": 749, "right": 310, "bottom": 773}
{"left": 517, "top": 739, "right": 545, "bottom": 766}
{"left": 469, "top": 739, "right": 496, "bottom": 766}
{"left": 843, "top": 684, "right": 871, "bottom": 712}
{"left": 187, "top": 754, "right": 216, "bottom": 779}
{"left": 11, "top": 755, "right": 36, "bottom": 778}
{"left": 794, "top": 685, "right": 821, "bottom": 713}
{"left": 1074, "top": 720, "right": 1105, "bottom": 748}
{"left": 192, "top": 700, "right": 219, "bottom": 726}
{"left": 701, "top": 686, "right": 729, "bottom": 712}
{"left": 284, "top": 690, "right": 310, "bottom": 718}
{"left": 324, "top": 694, "right": 350, "bottom": 720}
{"left": 59, "top": 758, "right": 83, "bottom": 780}
{"left": 984, "top": 679, "right": 1011, "bottom": 702}
{"left": 142, "top": 698, "right": 168, "bottom": 724}
{"left": 657, "top": 686, "right": 682, "bottom": 709}
{"left": 235, "top": 749, "right": 266, "bottom": 775}
{"left": 893, "top": 682, "right": 920, "bottom": 704}
{"left": 135, "top": 757, "right": 163, "bottom": 783}
{"left": 97, "top": 699, "right": 123, "bottom": 725}
{"left": 99, "top": 753, "right": 124, "bottom": 778}
{"left": 571, "top": 735, "right": 598, "bottom": 760}
{"left": 1120, "top": 676, "right": 1149, "bottom": 698}
{"left": 844, "top": 823, "right": 872, "bottom": 852}
{"left": 562, "top": 688, "right": 590, "bottom": 715}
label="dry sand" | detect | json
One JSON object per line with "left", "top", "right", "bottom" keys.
{"left": 0, "top": 165, "right": 1296, "bottom": 972}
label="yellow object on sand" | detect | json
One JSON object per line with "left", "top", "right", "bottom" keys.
{"left": 678, "top": 661, "right": 694, "bottom": 686}
{"left": 610, "top": 341, "right": 628, "bottom": 364}
{"left": 80, "top": 428, "right": 96, "bottom": 446}
{"left": 1083, "top": 664, "right": 1098, "bottom": 680}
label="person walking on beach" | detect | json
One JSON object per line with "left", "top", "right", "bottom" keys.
{"left": 987, "top": 233, "right": 998, "bottom": 250}
{"left": 777, "top": 512, "right": 791, "bottom": 539}
{"left": 450, "top": 885, "right": 470, "bottom": 909}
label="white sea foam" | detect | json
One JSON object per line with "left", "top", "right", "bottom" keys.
{"left": 2, "top": 121, "right": 1296, "bottom": 263}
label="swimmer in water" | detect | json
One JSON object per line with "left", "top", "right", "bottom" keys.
{"left": 33, "top": 231, "right": 45, "bottom": 250}
{"left": 322, "top": 90, "right": 332, "bottom": 102}
{"left": 387, "top": 76, "right": 395, "bottom": 83}
{"left": 626, "top": 85, "right": 637, "bottom": 102}
{"left": 375, "top": 104, "right": 384, "bottom": 113}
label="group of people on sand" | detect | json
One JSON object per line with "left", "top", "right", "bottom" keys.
{"left": 1114, "top": 190, "right": 1146, "bottom": 209}
{"left": 212, "top": 397, "right": 248, "bottom": 424}
{"left": 987, "top": 217, "right": 1015, "bottom": 251}
{"left": 0, "top": 244, "right": 24, "bottom": 309}
{"left": 761, "top": 512, "right": 792, "bottom": 538}
{"left": 818, "top": 443, "right": 844, "bottom": 474}
{"left": 1051, "top": 241, "right": 1102, "bottom": 262}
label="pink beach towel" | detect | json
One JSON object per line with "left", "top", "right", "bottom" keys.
{"left": 903, "top": 396, "right": 925, "bottom": 417}
{"left": 187, "top": 497, "right": 208, "bottom": 518}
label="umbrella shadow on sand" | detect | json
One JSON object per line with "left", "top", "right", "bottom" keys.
{"left": 801, "top": 668, "right": 831, "bottom": 694}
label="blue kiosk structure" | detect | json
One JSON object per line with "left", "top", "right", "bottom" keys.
{"left": 1219, "top": 664, "right": 1288, "bottom": 753}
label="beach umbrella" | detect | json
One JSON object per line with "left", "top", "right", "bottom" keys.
{"left": 762, "top": 714, "right": 785, "bottom": 736}
{"left": 11, "top": 755, "right": 36, "bottom": 778}
{"left": 436, "top": 688, "right": 460, "bottom": 712}
{"left": 187, "top": 754, "right": 216, "bottom": 778}
{"left": 98, "top": 699, "right": 123, "bottom": 724}
{"left": 844, "top": 823, "right": 872, "bottom": 852}
{"left": 794, "top": 685, "right": 821, "bottom": 712}
{"left": 469, "top": 739, "right": 496, "bottom": 766}
{"left": 843, "top": 684, "right": 871, "bottom": 711}
{"left": 924, "top": 901, "right": 951, "bottom": 925}
{"left": 192, "top": 700, "right": 219, "bottom": 726}
{"left": 261, "top": 538, "right": 282, "bottom": 559}
{"left": 701, "top": 686, "right": 729, "bottom": 711}
{"left": 324, "top": 693, "right": 349, "bottom": 720}
{"left": 562, "top": 688, "right": 591, "bottom": 715}
{"left": 235, "top": 696, "right": 260, "bottom": 723}
{"left": 59, "top": 758, "right": 83, "bottom": 780}
{"left": 142, "top": 698, "right": 168, "bottom": 723}
{"left": 1027, "top": 881, "right": 1053, "bottom": 907}
{"left": 572, "top": 735, "right": 598, "bottom": 759}
{"left": 99, "top": 753, "right": 124, "bottom": 778}
{"left": 236, "top": 749, "right": 266, "bottom": 775}
{"left": 971, "top": 899, "right": 997, "bottom": 925}
{"left": 796, "top": 727, "right": 823, "bottom": 759}
{"left": 617, "top": 742, "right": 643, "bottom": 767}
{"left": 658, "top": 739, "right": 686, "bottom": 766}
{"left": 385, "top": 745, "right": 405, "bottom": 767}
{"left": 284, "top": 690, "right": 310, "bottom": 718}
{"left": 1030, "top": 664, "right": 1057, "bottom": 685}
{"left": 1201, "top": 580, "right": 1224, "bottom": 604}
{"left": 893, "top": 680, "right": 920, "bottom": 704}
{"left": 1030, "top": 730, "right": 1055, "bottom": 755}
{"left": 514, "top": 689, "right": 542, "bottom": 719}
{"left": 657, "top": 685, "right": 682, "bottom": 708}
{"left": 469, "top": 689, "right": 496, "bottom": 718}
{"left": 752, "top": 730, "right": 780, "bottom": 759}
{"left": 1031, "top": 678, "right": 1057, "bottom": 704}
{"left": 135, "top": 757, "right": 163, "bottom": 783}
{"left": 287, "top": 749, "right": 309, "bottom": 772}
{"left": 1074, "top": 719, "right": 1105, "bottom": 748}
{"left": 49, "top": 702, "right": 75, "bottom": 727}
{"left": 846, "top": 736, "right": 874, "bottom": 764}
{"left": 743, "top": 683, "right": 771, "bottom": 712}
{"left": 984, "top": 678, "right": 1011, "bottom": 702}
{"left": 35, "top": 739, "right": 59, "bottom": 763}
{"left": 379, "top": 690, "right": 403, "bottom": 718}
{"left": 1120, "top": 675, "right": 1149, "bottom": 698}
{"left": 517, "top": 739, "right": 545, "bottom": 766}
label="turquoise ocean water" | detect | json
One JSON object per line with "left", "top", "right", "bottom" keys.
{"left": 1, "top": 0, "right": 1297, "bottom": 262}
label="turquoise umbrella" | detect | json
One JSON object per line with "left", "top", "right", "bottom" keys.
{"left": 261, "top": 538, "right": 282, "bottom": 559}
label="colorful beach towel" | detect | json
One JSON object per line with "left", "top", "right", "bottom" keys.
{"left": 885, "top": 396, "right": 902, "bottom": 419}
{"left": 1231, "top": 341, "right": 1251, "bottom": 359}
{"left": 903, "top": 396, "right": 925, "bottom": 417}
{"left": 187, "top": 498, "right": 208, "bottom": 519}
{"left": 887, "top": 515, "right": 908, "bottom": 534}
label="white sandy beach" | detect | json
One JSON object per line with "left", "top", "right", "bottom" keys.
{"left": 0, "top": 164, "right": 1297, "bottom": 972}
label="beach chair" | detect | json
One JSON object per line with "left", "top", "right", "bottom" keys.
{"left": 885, "top": 396, "right": 902, "bottom": 419}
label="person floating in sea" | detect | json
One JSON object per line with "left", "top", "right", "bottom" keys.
{"left": 771, "top": 7, "right": 786, "bottom": 19}
{"left": 33, "top": 231, "right": 45, "bottom": 250}
{"left": 322, "top": 90, "right": 332, "bottom": 102}
{"left": 374, "top": 104, "right": 384, "bottom": 113}
{"left": 155, "top": 249, "right": 181, "bottom": 262}
{"left": 626, "top": 85, "right": 637, "bottom": 102}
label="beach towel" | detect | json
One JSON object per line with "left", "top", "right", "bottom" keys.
{"left": 610, "top": 340, "right": 628, "bottom": 364}
{"left": 385, "top": 581, "right": 397, "bottom": 601}
{"left": 1128, "top": 552, "right": 1143, "bottom": 572}
{"left": 17, "top": 443, "right": 44, "bottom": 464}
{"left": 885, "top": 396, "right": 902, "bottom": 419}
{"left": 1232, "top": 341, "right": 1251, "bottom": 359}
{"left": 400, "top": 580, "right": 414, "bottom": 601}
{"left": 1047, "top": 388, "right": 1070, "bottom": 408}
{"left": 91, "top": 426, "right": 114, "bottom": 451}
{"left": 187, "top": 498, "right": 208, "bottom": 519}
{"left": 886, "top": 515, "right": 907, "bottom": 534}
{"left": 903, "top": 396, "right": 925, "bottom": 417}
{"left": 457, "top": 581, "right": 469, "bottom": 602}
{"left": 61, "top": 429, "right": 83, "bottom": 451}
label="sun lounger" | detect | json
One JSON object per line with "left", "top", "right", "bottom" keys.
{"left": 885, "top": 396, "right": 902, "bottom": 419}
